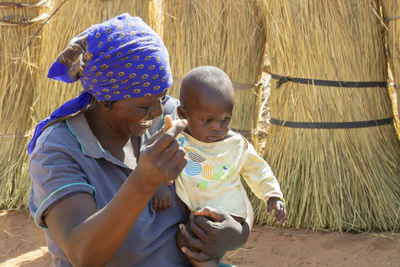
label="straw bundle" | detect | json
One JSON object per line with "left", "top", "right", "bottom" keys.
{"left": 162, "top": 0, "right": 267, "bottom": 146}
{"left": 382, "top": 0, "right": 400, "bottom": 135}
{"left": 258, "top": 0, "right": 400, "bottom": 231}
{"left": 0, "top": 0, "right": 48, "bottom": 209}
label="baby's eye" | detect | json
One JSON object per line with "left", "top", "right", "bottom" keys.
{"left": 222, "top": 117, "right": 231, "bottom": 122}
{"left": 204, "top": 118, "right": 212, "bottom": 124}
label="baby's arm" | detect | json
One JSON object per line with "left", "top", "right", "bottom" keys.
{"left": 153, "top": 182, "right": 172, "bottom": 210}
{"left": 240, "top": 135, "right": 287, "bottom": 225}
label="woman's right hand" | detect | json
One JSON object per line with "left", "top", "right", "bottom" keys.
{"left": 134, "top": 115, "right": 187, "bottom": 189}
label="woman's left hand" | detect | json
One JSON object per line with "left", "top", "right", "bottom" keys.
{"left": 178, "top": 206, "right": 250, "bottom": 262}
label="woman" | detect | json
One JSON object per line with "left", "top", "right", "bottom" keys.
{"left": 28, "top": 13, "right": 251, "bottom": 266}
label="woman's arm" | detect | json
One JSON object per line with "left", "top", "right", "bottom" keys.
{"left": 45, "top": 119, "right": 187, "bottom": 266}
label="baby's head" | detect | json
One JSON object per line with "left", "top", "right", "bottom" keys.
{"left": 178, "top": 66, "right": 234, "bottom": 143}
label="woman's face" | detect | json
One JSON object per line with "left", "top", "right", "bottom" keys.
{"left": 104, "top": 90, "right": 167, "bottom": 137}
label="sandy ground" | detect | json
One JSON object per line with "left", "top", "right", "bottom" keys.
{"left": 1, "top": 210, "right": 400, "bottom": 266}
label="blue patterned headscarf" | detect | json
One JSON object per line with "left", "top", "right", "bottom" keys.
{"left": 28, "top": 13, "right": 173, "bottom": 154}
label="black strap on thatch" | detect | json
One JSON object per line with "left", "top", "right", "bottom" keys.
{"left": 269, "top": 117, "right": 393, "bottom": 129}
{"left": 384, "top": 15, "right": 400, "bottom": 21}
{"left": 270, "top": 73, "right": 387, "bottom": 89}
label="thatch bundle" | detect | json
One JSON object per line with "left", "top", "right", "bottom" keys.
{"left": 258, "top": 0, "right": 400, "bottom": 231}
{"left": 382, "top": 0, "right": 400, "bottom": 134}
{"left": 162, "top": 0, "right": 267, "bottom": 147}
{"left": 0, "top": 0, "right": 48, "bottom": 209}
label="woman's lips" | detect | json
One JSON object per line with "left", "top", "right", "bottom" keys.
{"left": 138, "top": 120, "right": 152, "bottom": 129}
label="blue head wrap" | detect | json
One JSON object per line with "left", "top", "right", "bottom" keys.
{"left": 28, "top": 13, "right": 173, "bottom": 154}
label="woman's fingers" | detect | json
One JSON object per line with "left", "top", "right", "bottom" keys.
{"left": 148, "top": 119, "right": 187, "bottom": 152}
{"left": 162, "top": 114, "right": 173, "bottom": 132}
{"left": 178, "top": 224, "right": 206, "bottom": 252}
{"left": 193, "top": 207, "right": 225, "bottom": 222}
{"left": 181, "top": 247, "right": 212, "bottom": 263}
{"left": 187, "top": 214, "right": 208, "bottom": 243}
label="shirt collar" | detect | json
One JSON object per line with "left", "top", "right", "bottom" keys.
{"left": 66, "top": 112, "right": 106, "bottom": 159}
{"left": 66, "top": 113, "right": 146, "bottom": 170}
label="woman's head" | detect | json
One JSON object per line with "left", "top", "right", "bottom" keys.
{"left": 27, "top": 14, "right": 173, "bottom": 153}
{"left": 48, "top": 13, "right": 172, "bottom": 101}
{"left": 178, "top": 66, "right": 234, "bottom": 143}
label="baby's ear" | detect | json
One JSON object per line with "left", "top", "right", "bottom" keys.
{"left": 177, "top": 105, "right": 186, "bottom": 119}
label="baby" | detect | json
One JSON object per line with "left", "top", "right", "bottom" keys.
{"left": 153, "top": 65, "right": 286, "bottom": 265}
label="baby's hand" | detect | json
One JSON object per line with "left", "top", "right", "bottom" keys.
{"left": 267, "top": 197, "right": 287, "bottom": 226}
{"left": 153, "top": 182, "right": 172, "bottom": 210}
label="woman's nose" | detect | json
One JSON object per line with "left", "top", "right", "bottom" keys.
{"left": 148, "top": 100, "right": 163, "bottom": 117}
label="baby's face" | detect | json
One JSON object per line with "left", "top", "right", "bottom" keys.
{"left": 181, "top": 96, "right": 233, "bottom": 143}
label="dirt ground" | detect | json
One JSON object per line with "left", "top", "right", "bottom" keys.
{"left": 1, "top": 210, "right": 400, "bottom": 267}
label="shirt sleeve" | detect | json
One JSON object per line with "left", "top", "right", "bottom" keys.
{"left": 29, "top": 127, "right": 96, "bottom": 229}
{"left": 240, "top": 140, "right": 284, "bottom": 202}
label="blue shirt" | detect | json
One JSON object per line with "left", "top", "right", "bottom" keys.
{"left": 29, "top": 97, "right": 190, "bottom": 266}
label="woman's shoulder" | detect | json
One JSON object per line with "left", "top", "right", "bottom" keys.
{"left": 30, "top": 121, "right": 81, "bottom": 158}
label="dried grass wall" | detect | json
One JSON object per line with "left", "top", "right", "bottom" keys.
{"left": 382, "top": 0, "right": 400, "bottom": 135}
{"left": 258, "top": 0, "right": 400, "bottom": 231}
{"left": 162, "top": 0, "right": 267, "bottom": 146}
{"left": 0, "top": 0, "right": 48, "bottom": 209}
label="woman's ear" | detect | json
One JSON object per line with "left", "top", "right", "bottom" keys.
{"left": 177, "top": 105, "right": 186, "bottom": 119}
